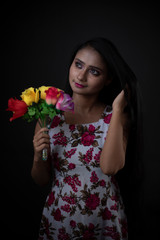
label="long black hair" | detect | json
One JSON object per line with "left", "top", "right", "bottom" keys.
{"left": 65, "top": 37, "right": 143, "bottom": 237}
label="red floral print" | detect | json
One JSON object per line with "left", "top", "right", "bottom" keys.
{"left": 70, "top": 220, "right": 76, "bottom": 228}
{"left": 63, "top": 175, "right": 81, "bottom": 192}
{"left": 94, "top": 150, "right": 101, "bottom": 163}
{"left": 69, "top": 124, "right": 76, "bottom": 131}
{"left": 85, "top": 194, "right": 100, "bottom": 210}
{"left": 62, "top": 196, "right": 76, "bottom": 205}
{"left": 102, "top": 207, "right": 112, "bottom": 220}
{"left": 61, "top": 204, "right": 71, "bottom": 212}
{"left": 68, "top": 163, "right": 76, "bottom": 170}
{"left": 39, "top": 107, "right": 128, "bottom": 239}
{"left": 58, "top": 228, "right": 70, "bottom": 240}
{"left": 99, "top": 179, "right": 106, "bottom": 187}
{"left": 104, "top": 113, "right": 112, "bottom": 124}
{"left": 81, "top": 132, "right": 95, "bottom": 146}
{"left": 53, "top": 131, "right": 67, "bottom": 146}
{"left": 90, "top": 171, "right": 99, "bottom": 183}
{"left": 64, "top": 148, "right": 77, "bottom": 158}
{"left": 50, "top": 115, "right": 61, "bottom": 128}
{"left": 54, "top": 208, "right": 62, "bottom": 221}
{"left": 88, "top": 124, "right": 95, "bottom": 132}
{"left": 47, "top": 191, "right": 55, "bottom": 206}
{"left": 84, "top": 148, "right": 94, "bottom": 163}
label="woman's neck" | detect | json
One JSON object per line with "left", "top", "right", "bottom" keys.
{"left": 72, "top": 93, "right": 102, "bottom": 115}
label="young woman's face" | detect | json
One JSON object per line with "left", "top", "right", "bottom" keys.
{"left": 69, "top": 46, "right": 110, "bottom": 97}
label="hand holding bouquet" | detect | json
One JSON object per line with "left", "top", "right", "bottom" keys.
{"left": 7, "top": 86, "right": 74, "bottom": 160}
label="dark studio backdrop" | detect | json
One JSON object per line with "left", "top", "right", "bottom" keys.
{"left": 2, "top": 1, "right": 160, "bottom": 239}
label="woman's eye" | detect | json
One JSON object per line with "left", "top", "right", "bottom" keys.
{"left": 89, "top": 68, "right": 100, "bottom": 76}
{"left": 75, "top": 61, "right": 82, "bottom": 69}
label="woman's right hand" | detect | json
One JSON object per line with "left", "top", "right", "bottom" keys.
{"left": 33, "top": 127, "right": 50, "bottom": 162}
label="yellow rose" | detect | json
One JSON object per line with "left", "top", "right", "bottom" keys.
{"left": 21, "top": 87, "right": 39, "bottom": 106}
{"left": 39, "top": 86, "right": 51, "bottom": 99}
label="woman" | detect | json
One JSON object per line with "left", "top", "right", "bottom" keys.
{"left": 32, "top": 38, "right": 142, "bottom": 239}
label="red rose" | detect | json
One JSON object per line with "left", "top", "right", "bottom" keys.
{"left": 6, "top": 98, "right": 28, "bottom": 121}
{"left": 86, "top": 194, "right": 100, "bottom": 210}
{"left": 81, "top": 132, "right": 95, "bottom": 146}
{"left": 54, "top": 208, "right": 62, "bottom": 221}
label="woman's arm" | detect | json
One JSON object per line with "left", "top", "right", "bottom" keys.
{"left": 31, "top": 121, "right": 52, "bottom": 186}
{"left": 100, "top": 90, "right": 130, "bottom": 175}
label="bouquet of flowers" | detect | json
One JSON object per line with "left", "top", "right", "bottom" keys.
{"left": 6, "top": 86, "right": 74, "bottom": 160}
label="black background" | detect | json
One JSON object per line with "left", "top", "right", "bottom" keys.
{"left": 2, "top": 1, "right": 160, "bottom": 239}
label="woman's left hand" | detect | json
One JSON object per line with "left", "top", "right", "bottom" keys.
{"left": 112, "top": 90, "right": 128, "bottom": 113}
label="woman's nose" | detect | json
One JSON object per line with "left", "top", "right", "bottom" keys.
{"left": 77, "top": 70, "right": 87, "bottom": 82}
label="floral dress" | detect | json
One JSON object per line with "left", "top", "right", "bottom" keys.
{"left": 38, "top": 106, "right": 128, "bottom": 240}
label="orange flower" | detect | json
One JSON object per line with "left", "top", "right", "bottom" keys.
{"left": 6, "top": 98, "right": 28, "bottom": 121}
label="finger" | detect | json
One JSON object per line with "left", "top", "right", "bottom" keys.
{"left": 35, "top": 143, "right": 50, "bottom": 153}
{"left": 34, "top": 130, "right": 50, "bottom": 141}
{"left": 33, "top": 134, "right": 50, "bottom": 147}
{"left": 35, "top": 137, "right": 50, "bottom": 147}
{"left": 38, "top": 127, "right": 49, "bottom": 133}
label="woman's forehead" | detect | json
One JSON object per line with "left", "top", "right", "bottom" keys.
{"left": 75, "top": 46, "right": 106, "bottom": 68}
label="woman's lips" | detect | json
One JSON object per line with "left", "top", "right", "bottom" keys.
{"left": 75, "top": 82, "right": 85, "bottom": 88}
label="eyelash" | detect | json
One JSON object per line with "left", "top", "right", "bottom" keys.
{"left": 75, "top": 61, "right": 100, "bottom": 76}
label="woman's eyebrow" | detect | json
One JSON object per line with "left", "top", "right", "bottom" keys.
{"left": 75, "top": 58, "right": 103, "bottom": 71}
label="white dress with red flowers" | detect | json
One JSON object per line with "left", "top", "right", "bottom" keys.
{"left": 38, "top": 106, "right": 128, "bottom": 240}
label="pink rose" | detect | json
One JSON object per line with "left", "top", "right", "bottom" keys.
{"left": 86, "top": 194, "right": 100, "bottom": 210}
{"left": 81, "top": 132, "right": 95, "bottom": 146}
{"left": 45, "top": 87, "right": 62, "bottom": 105}
{"left": 104, "top": 113, "right": 112, "bottom": 124}
{"left": 54, "top": 208, "right": 62, "bottom": 221}
{"left": 56, "top": 92, "right": 74, "bottom": 112}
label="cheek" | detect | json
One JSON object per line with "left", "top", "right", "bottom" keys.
{"left": 69, "top": 65, "right": 76, "bottom": 81}
{"left": 89, "top": 77, "right": 106, "bottom": 90}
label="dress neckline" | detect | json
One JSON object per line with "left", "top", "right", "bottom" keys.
{"left": 61, "top": 105, "right": 112, "bottom": 126}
